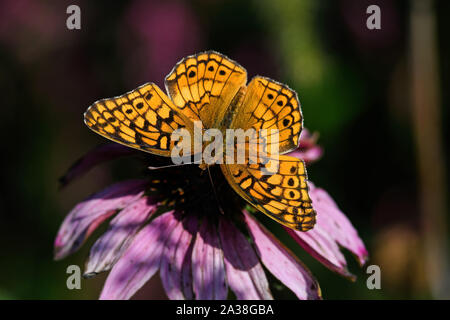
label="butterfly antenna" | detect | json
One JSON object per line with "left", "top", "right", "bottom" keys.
{"left": 207, "top": 165, "right": 225, "bottom": 215}
{"left": 148, "top": 161, "right": 201, "bottom": 170}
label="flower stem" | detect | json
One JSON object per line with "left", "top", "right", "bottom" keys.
{"left": 410, "top": 0, "right": 449, "bottom": 299}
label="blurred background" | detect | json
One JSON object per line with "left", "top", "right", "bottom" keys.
{"left": 0, "top": 0, "right": 449, "bottom": 299}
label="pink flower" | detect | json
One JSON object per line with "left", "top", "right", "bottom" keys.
{"left": 55, "top": 131, "right": 367, "bottom": 300}
{"left": 289, "top": 129, "right": 324, "bottom": 165}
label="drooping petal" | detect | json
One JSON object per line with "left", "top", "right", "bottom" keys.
{"left": 191, "top": 219, "right": 227, "bottom": 300}
{"left": 284, "top": 226, "right": 352, "bottom": 279}
{"left": 286, "top": 182, "right": 368, "bottom": 276}
{"left": 54, "top": 179, "right": 147, "bottom": 260}
{"left": 100, "top": 210, "right": 178, "bottom": 300}
{"left": 59, "top": 143, "right": 137, "bottom": 188}
{"left": 160, "top": 214, "right": 198, "bottom": 300}
{"left": 84, "top": 196, "right": 158, "bottom": 277}
{"left": 244, "top": 211, "right": 321, "bottom": 300}
{"left": 219, "top": 218, "right": 273, "bottom": 300}
{"left": 309, "top": 182, "right": 368, "bottom": 264}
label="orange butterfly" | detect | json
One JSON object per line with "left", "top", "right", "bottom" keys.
{"left": 84, "top": 51, "right": 316, "bottom": 231}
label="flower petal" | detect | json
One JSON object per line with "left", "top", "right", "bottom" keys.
{"left": 287, "top": 146, "right": 323, "bottom": 164}
{"left": 219, "top": 218, "right": 273, "bottom": 300}
{"left": 244, "top": 211, "right": 321, "bottom": 300}
{"left": 192, "top": 219, "right": 227, "bottom": 300}
{"left": 54, "top": 179, "right": 147, "bottom": 260}
{"left": 284, "top": 226, "right": 352, "bottom": 279}
{"left": 59, "top": 143, "right": 136, "bottom": 188}
{"left": 310, "top": 183, "right": 368, "bottom": 265}
{"left": 84, "top": 196, "right": 158, "bottom": 277}
{"left": 287, "top": 129, "right": 323, "bottom": 164}
{"left": 99, "top": 210, "right": 178, "bottom": 300}
{"left": 160, "top": 214, "right": 198, "bottom": 300}
{"left": 285, "top": 182, "right": 368, "bottom": 279}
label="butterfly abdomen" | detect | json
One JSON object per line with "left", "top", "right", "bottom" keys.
{"left": 217, "top": 86, "right": 247, "bottom": 130}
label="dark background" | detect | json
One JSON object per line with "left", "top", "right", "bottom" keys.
{"left": 0, "top": 0, "right": 449, "bottom": 299}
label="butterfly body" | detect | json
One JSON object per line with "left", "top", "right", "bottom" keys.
{"left": 84, "top": 51, "right": 316, "bottom": 231}
{"left": 216, "top": 86, "right": 247, "bottom": 130}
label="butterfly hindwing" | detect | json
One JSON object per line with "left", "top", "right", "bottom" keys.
{"left": 221, "top": 154, "right": 316, "bottom": 231}
{"left": 165, "top": 51, "right": 247, "bottom": 128}
{"left": 231, "top": 76, "right": 302, "bottom": 154}
{"left": 84, "top": 83, "right": 195, "bottom": 156}
{"left": 223, "top": 76, "right": 315, "bottom": 231}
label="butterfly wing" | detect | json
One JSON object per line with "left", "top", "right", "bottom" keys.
{"left": 84, "top": 83, "right": 196, "bottom": 157}
{"left": 165, "top": 51, "right": 247, "bottom": 128}
{"left": 230, "top": 76, "right": 303, "bottom": 154}
{"left": 222, "top": 77, "right": 315, "bottom": 231}
{"left": 221, "top": 155, "right": 315, "bottom": 231}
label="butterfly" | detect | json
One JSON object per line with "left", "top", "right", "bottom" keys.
{"left": 84, "top": 51, "right": 316, "bottom": 231}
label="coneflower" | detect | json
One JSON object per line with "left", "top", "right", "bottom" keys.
{"left": 55, "top": 129, "right": 367, "bottom": 299}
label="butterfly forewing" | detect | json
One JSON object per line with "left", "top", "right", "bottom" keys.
{"left": 221, "top": 154, "right": 316, "bottom": 231}
{"left": 84, "top": 83, "right": 195, "bottom": 157}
